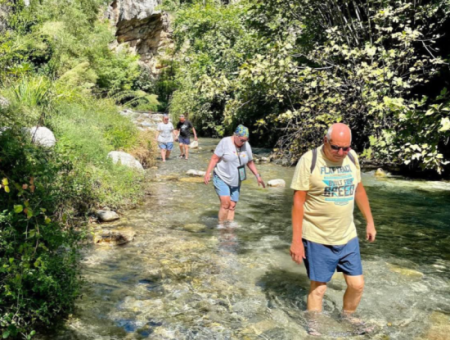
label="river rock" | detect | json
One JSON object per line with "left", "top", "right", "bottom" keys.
{"left": 183, "top": 223, "right": 207, "bottom": 233}
{"left": 189, "top": 141, "right": 199, "bottom": 149}
{"left": 260, "top": 156, "right": 270, "bottom": 163}
{"left": 268, "top": 179, "right": 286, "bottom": 187}
{"left": 93, "top": 227, "right": 136, "bottom": 245}
{"left": 107, "top": 151, "right": 144, "bottom": 171}
{"left": 375, "top": 168, "right": 388, "bottom": 177}
{"left": 29, "top": 126, "right": 56, "bottom": 147}
{"left": 186, "top": 169, "right": 206, "bottom": 177}
{"left": 387, "top": 263, "right": 424, "bottom": 279}
{"left": 96, "top": 210, "right": 120, "bottom": 222}
{"left": 416, "top": 311, "right": 450, "bottom": 340}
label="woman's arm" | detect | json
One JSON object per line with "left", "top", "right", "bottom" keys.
{"left": 247, "top": 161, "right": 265, "bottom": 188}
{"left": 204, "top": 154, "right": 221, "bottom": 184}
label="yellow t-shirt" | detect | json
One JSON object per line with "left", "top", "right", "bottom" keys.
{"left": 290, "top": 145, "right": 361, "bottom": 245}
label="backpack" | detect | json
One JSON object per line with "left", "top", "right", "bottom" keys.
{"left": 310, "top": 148, "right": 356, "bottom": 173}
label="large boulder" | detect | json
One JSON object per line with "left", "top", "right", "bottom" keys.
{"left": 268, "top": 179, "right": 286, "bottom": 187}
{"left": 107, "top": 151, "right": 144, "bottom": 171}
{"left": 29, "top": 127, "right": 56, "bottom": 147}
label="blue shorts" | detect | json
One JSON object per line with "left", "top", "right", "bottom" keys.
{"left": 159, "top": 142, "right": 173, "bottom": 150}
{"left": 178, "top": 137, "right": 190, "bottom": 145}
{"left": 303, "top": 237, "right": 363, "bottom": 283}
{"left": 213, "top": 173, "right": 240, "bottom": 202}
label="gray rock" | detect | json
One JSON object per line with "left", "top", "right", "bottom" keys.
{"left": 107, "top": 151, "right": 144, "bottom": 171}
{"left": 183, "top": 223, "right": 207, "bottom": 233}
{"left": 96, "top": 210, "right": 120, "bottom": 222}
{"left": 29, "top": 127, "right": 56, "bottom": 147}
{"left": 94, "top": 227, "right": 136, "bottom": 245}
{"left": 186, "top": 169, "right": 206, "bottom": 177}
{"left": 268, "top": 179, "right": 286, "bottom": 187}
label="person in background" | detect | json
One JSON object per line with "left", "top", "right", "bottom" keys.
{"left": 204, "top": 125, "right": 265, "bottom": 223}
{"left": 175, "top": 114, "right": 197, "bottom": 160}
{"left": 155, "top": 114, "right": 175, "bottom": 162}
{"left": 290, "top": 123, "right": 376, "bottom": 335}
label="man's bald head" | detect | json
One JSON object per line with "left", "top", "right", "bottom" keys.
{"left": 326, "top": 123, "right": 352, "bottom": 143}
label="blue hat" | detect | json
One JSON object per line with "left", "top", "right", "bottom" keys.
{"left": 235, "top": 124, "right": 249, "bottom": 138}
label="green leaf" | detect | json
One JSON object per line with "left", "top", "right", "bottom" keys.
{"left": 3, "top": 330, "right": 10, "bottom": 339}
{"left": 14, "top": 205, "right": 23, "bottom": 213}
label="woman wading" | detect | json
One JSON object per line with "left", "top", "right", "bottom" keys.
{"left": 204, "top": 125, "right": 265, "bottom": 223}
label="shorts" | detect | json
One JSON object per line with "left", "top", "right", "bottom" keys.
{"left": 213, "top": 172, "right": 240, "bottom": 202}
{"left": 303, "top": 237, "right": 363, "bottom": 283}
{"left": 158, "top": 142, "right": 173, "bottom": 150}
{"left": 178, "top": 137, "right": 190, "bottom": 145}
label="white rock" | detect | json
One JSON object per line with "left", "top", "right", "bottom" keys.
{"left": 29, "top": 127, "right": 56, "bottom": 147}
{"left": 186, "top": 169, "right": 206, "bottom": 177}
{"left": 96, "top": 210, "right": 120, "bottom": 222}
{"left": 375, "top": 168, "right": 388, "bottom": 177}
{"left": 189, "top": 141, "right": 199, "bottom": 149}
{"left": 107, "top": 151, "right": 144, "bottom": 171}
{"left": 268, "top": 179, "right": 286, "bottom": 187}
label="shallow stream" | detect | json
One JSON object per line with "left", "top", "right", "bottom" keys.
{"left": 45, "top": 138, "right": 450, "bottom": 339}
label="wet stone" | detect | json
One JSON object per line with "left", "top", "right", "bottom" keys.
{"left": 93, "top": 227, "right": 136, "bottom": 246}
{"left": 183, "top": 223, "right": 207, "bottom": 233}
{"left": 387, "top": 263, "right": 424, "bottom": 280}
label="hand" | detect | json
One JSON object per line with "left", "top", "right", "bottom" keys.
{"left": 204, "top": 172, "right": 211, "bottom": 185}
{"left": 290, "top": 241, "right": 306, "bottom": 264}
{"left": 366, "top": 223, "right": 377, "bottom": 242}
{"left": 257, "top": 176, "right": 265, "bottom": 188}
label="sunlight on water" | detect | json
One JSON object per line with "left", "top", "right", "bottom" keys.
{"left": 41, "top": 138, "right": 450, "bottom": 340}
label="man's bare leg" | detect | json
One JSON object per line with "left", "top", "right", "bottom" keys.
{"left": 343, "top": 275, "right": 364, "bottom": 314}
{"left": 184, "top": 144, "right": 189, "bottom": 159}
{"left": 218, "top": 196, "right": 231, "bottom": 222}
{"left": 307, "top": 281, "right": 327, "bottom": 312}
{"left": 179, "top": 143, "right": 184, "bottom": 157}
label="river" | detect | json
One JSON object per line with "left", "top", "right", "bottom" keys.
{"left": 43, "top": 138, "right": 450, "bottom": 339}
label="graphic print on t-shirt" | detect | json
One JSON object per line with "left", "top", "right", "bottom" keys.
{"left": 320, "top": 165, "right": 355, "bottom": 206}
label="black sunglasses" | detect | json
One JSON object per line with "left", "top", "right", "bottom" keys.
{"left": 330, "top": 144, "right": 351, "bottom": 152}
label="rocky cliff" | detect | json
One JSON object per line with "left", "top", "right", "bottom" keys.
{"left": 105, "top": 0, "right": 173, "bottom": 77}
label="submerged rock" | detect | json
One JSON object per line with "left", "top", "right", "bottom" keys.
{"left": 387, "top": 263, "right": 424, "bottom": 279}
{"left": 96, "top": 210, "right": 120, "bottom": 222}
{"left": 416, "top": 311, "right": 450, "bottom": 340}
{"left": 268, "top": 179, "right": 286, "bottom": 187}
{"left": 94, "top": 227, "right": 136, "bottom": 246}
{"left": 183, "top": 223, "right": 207, "bottom": 233}
{"left": 107, "top": 151, "right": 144, "bottom": 171}
{"left": 186, "top": 169, "right": 206, "bottom": 177}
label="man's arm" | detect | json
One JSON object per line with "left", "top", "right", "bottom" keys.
{"left": 291, "top": 190, "right": 307, "bottom": 264}
{"left": 192, "top": 126, "right": 198, "bottom": 140}
{"left": 355, "top": 183, "right": 376, "bottom": 242}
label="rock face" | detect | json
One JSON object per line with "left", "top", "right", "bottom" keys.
{"left": 268, "top": 179, "right": 286, "bottom": 187}
{"left": 108, "top": 151, "right": 144, "bottom": 171}
{"left": 96, "top": 210, "right": 120, "bottom": 222}
{"left": 29, "top": 127, "right": 56, "bottom": 147}
{"left": 94, "top": 227, "right": 136, "bottom": 246}
{"left": 105, "top": 0, "right": 173, "bottom": 76}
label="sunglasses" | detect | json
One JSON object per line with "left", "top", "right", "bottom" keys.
{"left": 330, "top": 144, "right": 351, "bottom": 152}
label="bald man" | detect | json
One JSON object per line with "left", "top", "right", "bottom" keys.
{"left": 290, "top": 123, "right": 376, "bottom": 335}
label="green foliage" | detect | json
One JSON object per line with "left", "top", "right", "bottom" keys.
{"left": 170, "top": 0, "right": 450, "bottom": 173}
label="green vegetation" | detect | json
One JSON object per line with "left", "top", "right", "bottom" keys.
{"left": 0, "top": 0, "right": 156, "bottom": 338}
{"left": 168, "top": 0, "right": 450, "bottom": 174}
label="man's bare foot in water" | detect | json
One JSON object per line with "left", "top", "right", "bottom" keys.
{"left": 305, "top": 312, "right": 321, "bottom": 336}
{"left": 341, "top": 313, "right": 375, "bottom": 335}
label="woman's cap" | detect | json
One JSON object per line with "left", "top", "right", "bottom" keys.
{"left": 235, "top": 124, "right": 249, "bottom": 138}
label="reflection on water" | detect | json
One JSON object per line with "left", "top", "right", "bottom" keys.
{"left": 41, "top": 138, "right": 450, "bottom": 340}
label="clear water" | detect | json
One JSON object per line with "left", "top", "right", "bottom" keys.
{"left": 43, "top": 138, "right": 450, "bottom": 339}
